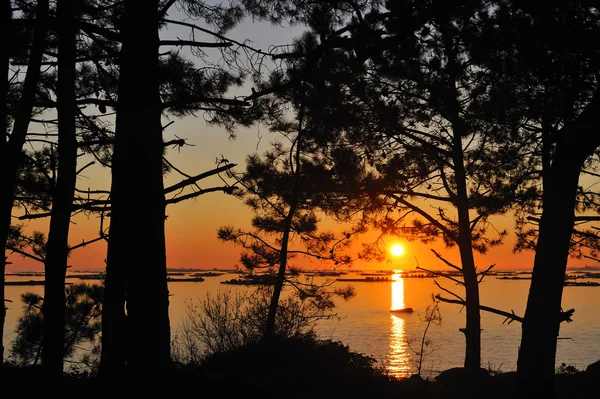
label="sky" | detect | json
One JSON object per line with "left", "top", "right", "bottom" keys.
{"left": 5, "top": 3, "right": 594, "bottom": 272}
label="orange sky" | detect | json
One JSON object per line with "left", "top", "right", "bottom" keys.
{"left": 5, "top": 12, "right": 595, "bottom": 273}
{"left": 5, "top": 117, "right": 592, "bottom": 272}
{"left": 6, "top": 116, "right": 584, "bottom": 273}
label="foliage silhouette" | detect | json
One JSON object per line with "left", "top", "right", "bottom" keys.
{"left": 9, "top": 282, "right": 103, "bottom": 371}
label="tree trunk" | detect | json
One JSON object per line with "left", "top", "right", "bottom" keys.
{"left": 451, "top": 111, "right": 482, "bottom": 370}
{"left": 41, "top": 0, "right": 77, "bottom": 377}
{"left": 515, "top": 155, "right": 583, "bottom": 397}
{"left": 516, "top": 91, "right": 600, "bottom": 397}
{"left": 265, "top": 204, "right": 297, "bottom": 338}
{"left": 454, "top": 160, "right": 481, "bottom": 370}
{"left": 0, "top": 0, "right": 11, "bottom": 368}
{"left": 0, "top": 0, "right": 48, "bottom": 365}
{"left": 100, "top": 0, "right": 170, "bottom": 379}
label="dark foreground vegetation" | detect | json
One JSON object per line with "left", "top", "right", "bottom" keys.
{"left": 2, "top": 336, "right": 599, "bottom": 399}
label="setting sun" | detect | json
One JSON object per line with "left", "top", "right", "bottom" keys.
{"left": 391, "top": 244, "right": 405, "bottom": 256}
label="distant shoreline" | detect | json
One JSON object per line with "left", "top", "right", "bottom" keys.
{"left": 5, "top": 265, "right": 600, "bottom": 276}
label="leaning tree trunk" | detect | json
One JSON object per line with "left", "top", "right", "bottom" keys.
{"left": 0, "top": 0, "right": 48, "bottom": 365}
{"left": 516, "top": 157, "right": 580, "bottom": 398}
{"left": 100, "top": 0, "right": 170, "bottom": 380}
{"left": 41, "top": 0, "right": 77, "bottom": 377}
{"left": 516, "top": 92, "right": 600, "bottom": 397}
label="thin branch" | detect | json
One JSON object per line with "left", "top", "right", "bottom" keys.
{"left": 8, "top": 247, "right": 44, "bottom": 263}
{"left": 166, "top": 186, "right": 234, "bottom": 205}
{"left": 430, "top": 249, "right": 462, "bottom": 272}
{"left": 159, "top": 39, "right": 233, "bottom": 48}
{"left": 69, "top": 236, "right": 105, "bottom": 252}
{"left": 477, "top": 263, "right": 496, "bottom": 283}
{"left": 158, "top": 0, "right": 177, "bottom": 19}
{"left": 417, "top": 265, "right": 464, "bottom": 286}
{"left": 436, "top": 295, "right": 524, "bottom": 324}
{"left": 433, "top": 280, "right": 464, "bottom": 301}
{"left": 164, "top": 164, "right": 236, "bottom": 194}
{"left": 76, "top": 161, "right": 95, "bottom": 176}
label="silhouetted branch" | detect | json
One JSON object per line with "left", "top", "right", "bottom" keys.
{"left": 430, "top": 249, "right": 462, "bottom": 272}
{"left": 7, "top": 247, "right": 44, "bottom": 263}
{"left": 159, "top": 39, "right": 233, "bottom": 48}
{"left": 75, "top": 187, "right": 110, "bottom": 195}
{"left": 433, "top": 280, "right": 464, "bottom": 301}
{"left": 574, "top": 215, "right": 600, "bottom": 222}
{"left": 77, "top": 21, "right": 120, "bottom": 42}
{"left": 387, "top": 194, "right": 457, "bottom": 241}
{"left": 436, "top": 295, "right": 523, "bottom": 324}
{"left": 162, "top": 96, "right": 249, "bottom": 108}
{"left": 417, "top": 265, "right": 464, "bottom": 286}
{"left": 477, "top": 263, "right": 496, "bottom": 283}
{"left": 166, "top": 186, "right": 235, "bottom": 205}
{"left": 161, "top": 18, "right": 272, "bottom": 57}
{"left": 164, "top": 164, "right": 236, "bottom": 194}
{"left": 69, "top": 236, "right": 105, "bottom": 252}
{"left": 76, "top": 161, "right": 95, "bottom": 176}
{"left": 158, "top": 0, "right": 177, "bottom": 19}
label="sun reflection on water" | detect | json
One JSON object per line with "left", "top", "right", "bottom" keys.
{"left": 387, "top": 273, "right": 412, "bottom": 378}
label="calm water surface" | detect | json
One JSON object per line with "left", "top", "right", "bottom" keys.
{"left": 4, "top": 270, "right": 600, "bottom": 378}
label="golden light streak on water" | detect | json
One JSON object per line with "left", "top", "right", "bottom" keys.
{"left": 387, "top": 273, "right": 412, "bottom": 377}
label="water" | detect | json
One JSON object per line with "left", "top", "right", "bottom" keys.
{"left": 4, "top": 270, "right": 600, "bottom": 378}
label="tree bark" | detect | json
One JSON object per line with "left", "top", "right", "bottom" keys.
{"left": 100, "top": 0, "right": 170, "bottom": 380}
{"left": 41, "top": 0, "right": 77, "bottom": 377}
{"left": 0, "top": 0, "right": 48, "bottom": 365}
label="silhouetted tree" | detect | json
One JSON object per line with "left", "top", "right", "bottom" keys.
{"left": 10, "top": 282, "right": 103, "bottom": 370}
{"left": 217, "top": 100, "right": 358, "bottom": 338}
{"left": 268, "top": 0, "right": 531, "bottom": 370}
{"left": 0, "top": 0, "right": 49, "bottom": 365}
{"left": 0, "top": 0, "right": 10, "bottom": 364}
{"left": 473, "top": 1, "right": 600, "bottom": 396}
{"left": 100, "top": 0, "right": 169, "bottom": 379}
{"left": 100, "top": 0, "right": 258, "bottom": 379}
{"left": 40, "top": 0, "right": 78, "bottom": 377}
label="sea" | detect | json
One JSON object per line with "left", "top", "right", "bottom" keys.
{"left": 4, "top": 268, "right": 600, "bottom": 379}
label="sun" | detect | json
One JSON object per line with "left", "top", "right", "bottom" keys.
{"left": 391, "top": 244, "right": 405, "bottom": 256}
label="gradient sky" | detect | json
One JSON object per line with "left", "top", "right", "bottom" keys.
{"left": 5, "top": 6, "right": 593, "bottom": 272}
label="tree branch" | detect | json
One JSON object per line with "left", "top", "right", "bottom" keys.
{"left": 7, "top": 247, "right": 44, "bottom": 263}
{"left": 159, "top": 39, "right": 233, "bottom": 48}
{"left": 436, "top": 295, "right": 524, "bottom": 324}
{"left": 430, "top": 249, "right": 462, "bottom": 272}
{"left": 164, "top": 164, "right": 236, "bottom": 194}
